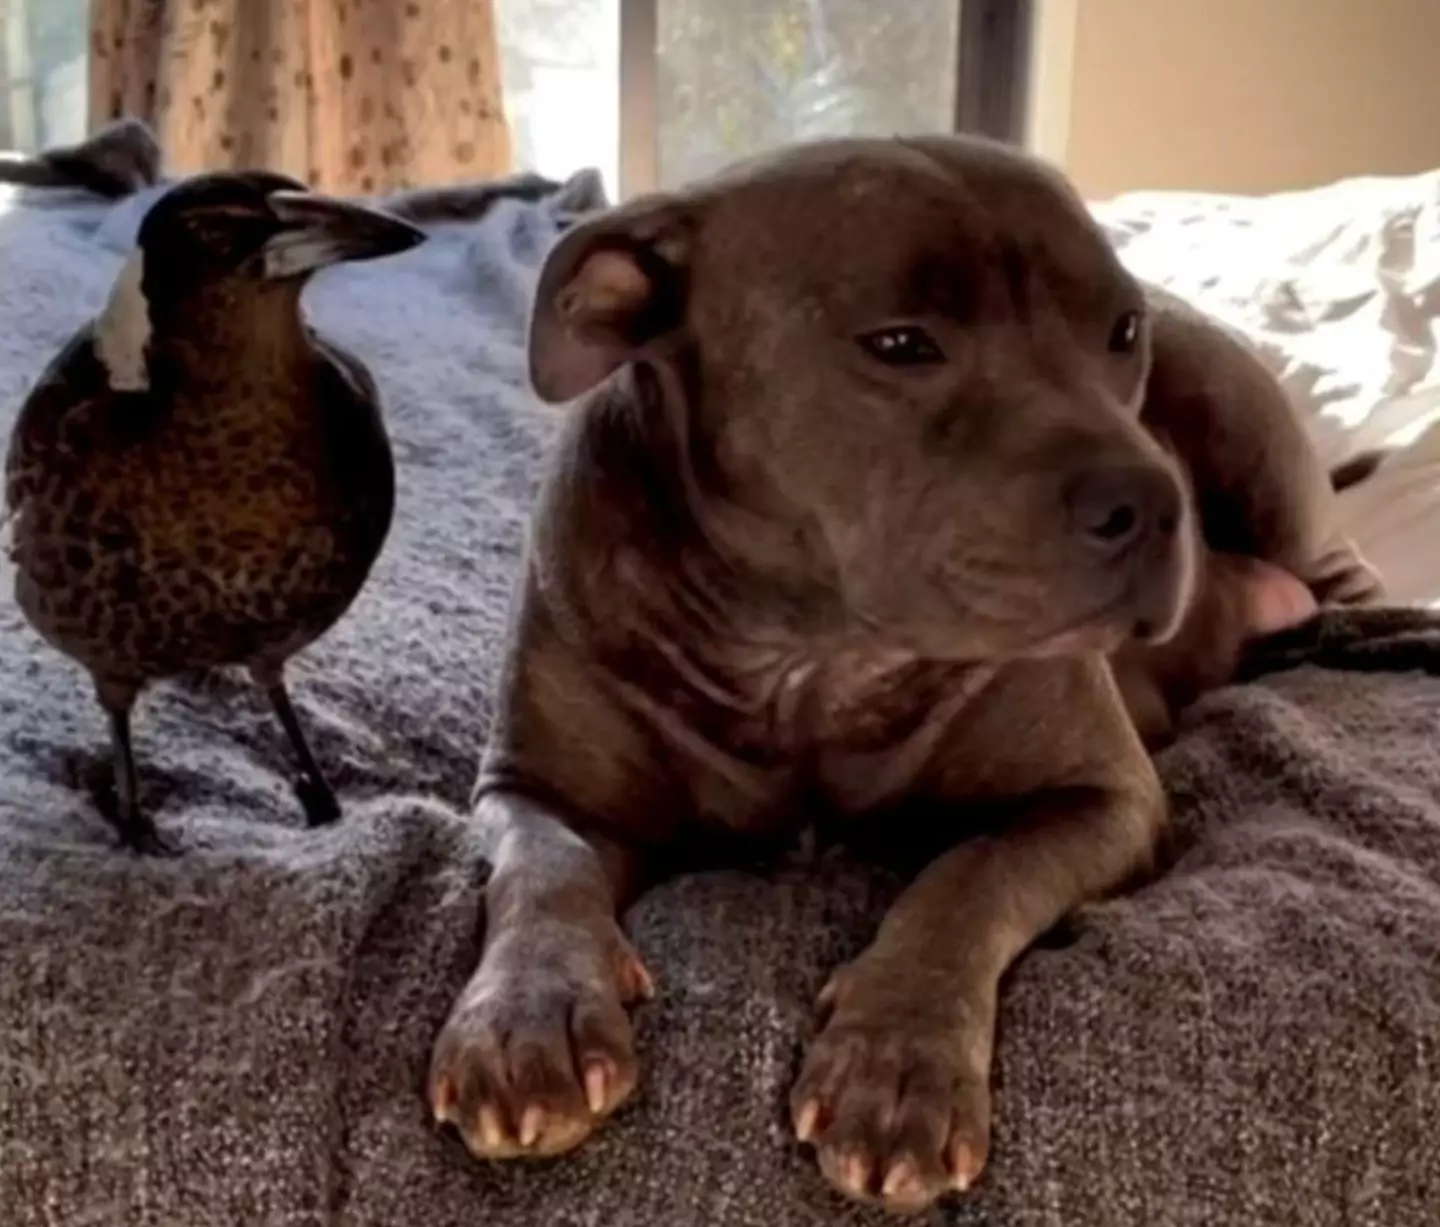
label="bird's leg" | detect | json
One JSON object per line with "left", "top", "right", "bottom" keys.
{"left": 95, "top": 679, "right": 177, "bottom": 856}
{"left": 259, "top": 673, "right": 342, "bottom": 828}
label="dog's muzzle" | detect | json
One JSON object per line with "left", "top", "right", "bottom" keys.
{"left": 1065, "top": 463, "right": 1191, "bottom": 643}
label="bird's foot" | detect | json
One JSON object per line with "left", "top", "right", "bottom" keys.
{"left": 295, "top": 773, "right": 342, "bottom": 827}
{"left": 118, "top": 818, "right": 182, "bottom": 858}
{"left": 95, "top": 774, "right": 179, "bottom": 857}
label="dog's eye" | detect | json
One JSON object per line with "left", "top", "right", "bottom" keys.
{"left": 858, "top": 325, "right": 945, "bottom": 366}
{"left": 1109, "top": 310, "right": 1142, "bottom": 354}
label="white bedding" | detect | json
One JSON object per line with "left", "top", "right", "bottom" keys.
{"left": 1093, "top": 173, "right": 1440, "bottom": 605}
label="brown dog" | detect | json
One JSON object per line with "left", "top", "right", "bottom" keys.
{"left": 428, "top": 135, "right": 1379, "bottom": 1213}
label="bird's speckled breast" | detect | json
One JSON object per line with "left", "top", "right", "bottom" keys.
{"left": 7, "top": 339, "right": 394, "bottom": 685}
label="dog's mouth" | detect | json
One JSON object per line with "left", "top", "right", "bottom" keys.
{"left": 923, "top": 582, "right": 1178, "bottom": 667}
{"left": 849, "top": 502, "right": 1196, "bottom": 665}
{"left": 1013, "top": 538, "right": 1196, "bottom": 661}
{"left": 1016, "top": 596, "right": 1139, "bottom": 659}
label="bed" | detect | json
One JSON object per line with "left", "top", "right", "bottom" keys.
{"left": 0, "top": 143, "right": 1437, "bottom": 1227}
{"left": 1094, "top": 172, "right": 1440, "bottom": 607}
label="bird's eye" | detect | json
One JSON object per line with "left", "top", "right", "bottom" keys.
{"left": 1109, "top": 310, "right": 1142, "bottom": 354}
{"left": 858, "top": 325, "right": 945, "bottom": 366}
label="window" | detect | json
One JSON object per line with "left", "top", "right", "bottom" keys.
{"left": 500, "top": 0, "right": 623, "bottom": 197}
{"left": 650, "top": 0, "right": 963, "bottom": 191}
{"left": 503, "top": 0, "right": 1031, "bottom": 199}
{"left": 0, "top": 0, "right": 88, "bottom": 152}
{"left": 4, "top": 0, "right": 1031, "bottom": 199}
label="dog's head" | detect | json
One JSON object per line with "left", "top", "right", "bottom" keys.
{"left": 527, "top": 135, "right": 1195, "bottom": 663}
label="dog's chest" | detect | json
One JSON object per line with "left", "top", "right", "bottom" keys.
{"left": 677, "top": 646, "right": 989, "bottom": 828}
{"left": 767, "top": 651, "right": 936, "bottom": 747}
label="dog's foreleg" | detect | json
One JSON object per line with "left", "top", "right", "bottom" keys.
{"left": 428, "top": 790, "right": 653, "bottom": 1159}
{"left": 792, "top": 670, "right": 1165, "bottom": 1213}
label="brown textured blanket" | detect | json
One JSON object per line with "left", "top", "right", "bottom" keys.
{"left": 0, "top": 165, "right": 1437, "bottom": 1227}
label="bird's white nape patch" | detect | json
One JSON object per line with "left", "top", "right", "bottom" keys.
{"left": 94, "top": 249, "right": 152, "bottom": 392}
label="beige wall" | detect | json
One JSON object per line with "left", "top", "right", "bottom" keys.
{"left": 1051, "top": 0, "right": 1440, "bottom": 200}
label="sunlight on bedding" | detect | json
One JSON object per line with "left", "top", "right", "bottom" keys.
{"left": 1095, "top": 170, "right": 1440, "bottom": 607}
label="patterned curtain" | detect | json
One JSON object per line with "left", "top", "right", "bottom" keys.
{"left": 87, "top": 0, "right": 512, "bottom": 192}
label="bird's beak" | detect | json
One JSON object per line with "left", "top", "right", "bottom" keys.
{"left": 261, "top": 191, "right": 426, "bottom": 279}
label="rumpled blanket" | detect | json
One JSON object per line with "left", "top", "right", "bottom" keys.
{"left": 0, "top": 159, "right": 1436, "bottom": 1227}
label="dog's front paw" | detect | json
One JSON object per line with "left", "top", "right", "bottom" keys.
{"left": 791, "top": 965, "right": 992, "bottom": 1214}
{"left": 428, "top": 922, "right": 653, "bottom": 1160}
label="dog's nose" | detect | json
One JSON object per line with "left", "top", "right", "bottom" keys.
{"left": 1066, "top": 465, "right": 1180, "bottom": 556}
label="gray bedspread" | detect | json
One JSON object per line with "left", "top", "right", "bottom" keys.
{"left": 0, "top": 165, "right": 1437, "bottom": 1227}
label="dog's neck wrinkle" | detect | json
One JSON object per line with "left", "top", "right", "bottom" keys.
{"left": 652, "top": 627, "right": 992, "bottom": 776}
{"left": 556, "top": 372, "right": 999, "bottom": 764}
{"left": 574, "top": 366, "right": 836, "bottom": 639}
{"left": 636, "top": 358, "right": 847, "bottom": 607}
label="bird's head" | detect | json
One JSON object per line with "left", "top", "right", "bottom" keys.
{"left": 96, "top": 171, "right": 426, "bottom": 391}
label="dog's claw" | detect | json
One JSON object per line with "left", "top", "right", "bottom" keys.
{"left": 616, "top": 949, "right": 655, "bottom": 1003}
{"left": 950, "top": 1139, "right": 983, "bottom": 1191}
{"left": 793, "top": 1098, "right": 820, "bottom": 1143}
{"left": 479, "top": 1104, "right": 506, "bottom": 1152}
{"left": 814, "top": 973, "right": 845, "bottom": 1016}
{"left": 882, "top": 1157, "right": 925, "bottom": 1205}
{"left": 583, "top": 1060, "right": 610, "bottom": 1115}
{"left": 519, "top": 1106, "right": 544, "bottom": 1149}
{"left": 431, "top": 1075, "right": 457, "bottom": 1124}
{"left": 837, "top": 1151, "right": 871, "bottom": 1197}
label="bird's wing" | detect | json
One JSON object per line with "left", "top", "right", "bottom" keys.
{"left": 308, "top": 330, "right": 392, "bottom": 477}
{"left": 306, "top": 330, "right": 395, "bottom": 543}
{"left": 6, "top": 322, "right": 168, "bottom": 496}
{"left": 4, "top": 325, "right": 113, "bottom": 513}
{"left": 309, "top": 328, "right": 381, "bottom": 407}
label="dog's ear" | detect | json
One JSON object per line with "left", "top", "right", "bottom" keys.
{"left": 528, "top": 194, "right": 692, "bottom": 404}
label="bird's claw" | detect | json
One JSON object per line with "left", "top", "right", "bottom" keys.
{"left": 295, "top": 773, "right": 342, "bottom": 827}
{"left": 119, "top": 820, "right": 181, "bottom": 857}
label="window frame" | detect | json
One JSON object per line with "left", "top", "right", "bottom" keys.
{"left": 616, "top": 0, "right": 1033, "bottom": 198}
{"left": 0, "top": 0, "right": 39, "bottom": 152}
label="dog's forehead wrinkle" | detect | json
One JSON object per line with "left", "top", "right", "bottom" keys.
{"left": 718, "top": 188, "right": 1094, "bottom": 327}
